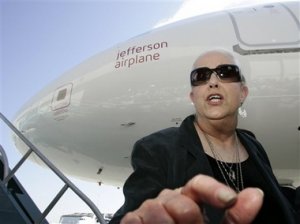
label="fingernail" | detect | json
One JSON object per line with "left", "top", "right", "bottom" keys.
{"left": 256, "top": 188, "right": 264, "bottom": 197}
{"left": 217, "top": 188, "right": 237, "bottom": 206}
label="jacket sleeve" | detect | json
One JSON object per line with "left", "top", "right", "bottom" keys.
{"left": 281, "top": 185, "right": 300, "bottom": 222}
{"left": 109, "top": 138, "right": 167, "bottom": 224}
{"left": 247, "top": 131, "right": 299, "bottom": 220}
{"left": 239, "top": 129, "right": 298, "bottom": 223}
{"left": 296, "top": 186, "right": 300, "bottom": 222}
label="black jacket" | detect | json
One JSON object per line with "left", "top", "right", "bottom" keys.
{"left": 110, "top": 115, "right": 297, "bottom": 224}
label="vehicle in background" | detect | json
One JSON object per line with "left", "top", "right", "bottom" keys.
{"left": 58, "top": 212, "right": 112, "bottom": 224}
{"left": 59, "top": 213, "right": 97, "bottom": 224}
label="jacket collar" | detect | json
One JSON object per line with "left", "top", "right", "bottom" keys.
{"left": 178, "top": 114, "right": 204, "bottom": 157}
{"left": 177, "top": 114, "right": 214, "bottom": 178}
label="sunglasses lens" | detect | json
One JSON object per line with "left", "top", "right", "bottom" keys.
{"left": 191, "top": 68, "right": 212, "bottom": 86}
{"left": 218, "top": 65, "right": 241, "bottom": 82}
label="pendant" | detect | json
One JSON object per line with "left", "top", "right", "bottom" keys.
{"left": 229, "top": 170, "right": 236, "bottom": 180}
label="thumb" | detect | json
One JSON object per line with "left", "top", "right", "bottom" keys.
{"left": 223, "top": 188, "right": 264, "bottom": 224}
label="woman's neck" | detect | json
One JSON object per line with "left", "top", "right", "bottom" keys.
{"left": 194, "top": 116, "right": 249, "bottom": 162}
{"left": 195, "top": 116, "right": 237, "bottom": 141}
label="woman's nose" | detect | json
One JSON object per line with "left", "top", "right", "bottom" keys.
{"left": 208, "top": 73, "right": 219, "bottom": 88}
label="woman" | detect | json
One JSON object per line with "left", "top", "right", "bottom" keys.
{"left": 109, "top": 49, "right": 297, "bottom": 224}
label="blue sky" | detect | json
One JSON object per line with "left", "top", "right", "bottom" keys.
{"left": 1, "top": 0, "right": 287, "bottom": 223}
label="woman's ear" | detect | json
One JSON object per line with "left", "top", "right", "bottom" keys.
{"left": 189, "top": 91, "right": 195, "bottom": 104}
{"left": 241, "top": 85, "right": 249, "bottom": 103}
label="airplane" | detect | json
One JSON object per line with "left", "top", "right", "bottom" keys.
{"left": 11, "top": 0, "right": 300, "bottom": 189}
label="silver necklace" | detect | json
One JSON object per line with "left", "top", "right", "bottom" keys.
{"left": 196, "top": 123, "right": 244, "bottom": 192}
{"left": 208, "top": 139, "right": 238, "bottom": 180}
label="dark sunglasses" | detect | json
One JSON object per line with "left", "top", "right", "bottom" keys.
{"left": 190, "top": 64, "right": 242, "bottom": 86}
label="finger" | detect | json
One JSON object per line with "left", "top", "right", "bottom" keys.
{"left": 143, "top": 190, "right": 203, "bottom": 224}
{"left": 181, "top": 174, "right": 237, "bottom": 208}
{"left": 133, "top": 198, "right": 175, "bottom": 224}
{"left": 121, "top": 190, "right": 180, "bottom": 224}
{"left": 163, "top": 193, "right": 203, "bottom": 224}
{"left": 156, "top": 188, "right": 204, "bottom": 223}
{"left": 224, "top": 188, "right": 264, "bottom": 224}
{"left": 123, "top": 189, "right": 204, "bottom": 224}
{"left": 121, "top": 212, "right": 143, "bottom": 224}
{"left": 157, "top": 188, "right": 182, "bottom": 202}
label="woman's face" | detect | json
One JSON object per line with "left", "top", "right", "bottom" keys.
{"left": 190, "top": 51, "right": 248, "bottom": 121}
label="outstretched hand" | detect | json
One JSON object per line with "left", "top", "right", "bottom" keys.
{"left": 120, "top": 175, "right": 264, "bottom": 224}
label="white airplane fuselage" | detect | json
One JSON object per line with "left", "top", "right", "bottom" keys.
{"left": 13, "top": 1, "right": 300, "bottom": 187}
